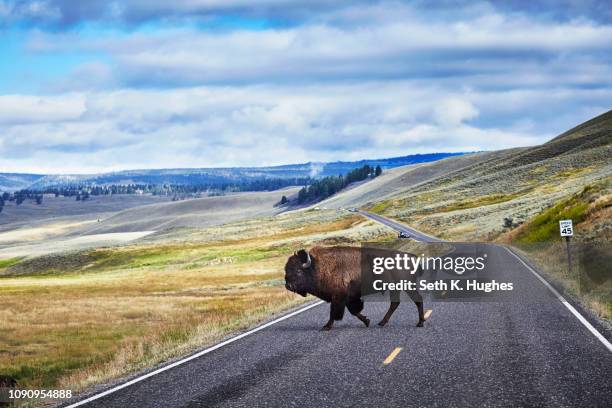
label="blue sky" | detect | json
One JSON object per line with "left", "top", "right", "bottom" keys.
{"left": 0, "top": 0, "right": 611, "bottom": 173}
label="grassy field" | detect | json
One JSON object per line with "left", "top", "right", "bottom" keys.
{"left": 0, "top": 194, "right": 171, "bottom": 233}
{"left": 0, "top": 209, "right": 391, "bottom": 396}
{"left": 0, "top": 189, "right": 299, "bottom": 260}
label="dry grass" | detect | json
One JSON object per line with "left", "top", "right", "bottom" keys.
{"left": 511, "top": 242, "right": 611, "bottom": 321}
{"left": 0, "top": 210, "right": 390, "bottom": 399}
{"left": 361, "top": 112, "right": 611, "bottom": 241}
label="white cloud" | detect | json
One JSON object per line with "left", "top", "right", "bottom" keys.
{"left": 434, "top": 98, "right": 479, "bottom": 127}
{"left": 0, "top": 94, "right": 85, "bottom": 124}
{"left": 23, "top": 7, "right": 612, "bottom": 89}
{"left": 2, "top": 81, "right": 605, "bottom": 173}
{"left": 1, "top": 1, "right": 611, "bottom": 173}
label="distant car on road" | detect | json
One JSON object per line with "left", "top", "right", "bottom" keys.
{"left": 398, "top": 231, "right": 410, "bottom": 239}
{"left": 348, "top": 208, "right": 358, "bottom": 212}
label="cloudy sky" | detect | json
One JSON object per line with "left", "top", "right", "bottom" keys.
{"left": 0, "top": 0, "right": 611, "bottom": 174}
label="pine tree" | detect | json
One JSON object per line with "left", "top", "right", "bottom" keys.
{"left": 298, "top": 187, "right": 307, "bottom": 203}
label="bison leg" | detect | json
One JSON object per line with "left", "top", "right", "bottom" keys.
{"left": 408, "top": 290, "right": 425, "bottom": 327}
{"left": 322, "top": 301, "right": 345, "bottom": 331}
{"left": 378, "top": 301, "right": 399, "bottom": 327}
{"left": 347, "top": 298, "right": 370, "bottom": 327}
{"left": 415, "top": 301, "right": 425, "bottom": 327}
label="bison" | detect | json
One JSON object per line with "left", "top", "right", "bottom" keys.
{"left": 284, "top": 246, "right": 426, "bottom": 331}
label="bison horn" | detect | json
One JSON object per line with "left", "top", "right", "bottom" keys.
{"left": 302, "top": 251, "right": 312, "bottom": 269}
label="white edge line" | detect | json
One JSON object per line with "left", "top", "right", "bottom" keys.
{"left": 64, "top": 300, "right": 325, "bottom": 407}
{"left": 505, "top": 247, "right": 612, "bottom": 353}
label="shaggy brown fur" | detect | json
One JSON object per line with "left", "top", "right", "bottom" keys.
{"left": 284, "top": 246, "right": 426, "bottom": 330}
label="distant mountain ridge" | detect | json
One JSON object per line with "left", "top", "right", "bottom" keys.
{"left": 0, "top": 173, "right": 45, "bottom": 192}
{"left": 1, "top": 152, "right": 467, "bottom": 191}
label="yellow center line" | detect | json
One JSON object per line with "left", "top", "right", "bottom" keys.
{"left": 383, "top": 347, "right": 403, "bottom": 365}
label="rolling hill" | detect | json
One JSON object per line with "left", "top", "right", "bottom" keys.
{"left": 352, "top": 109, "right": 611, "bottom": 241}
{"left": 78, "top": 188, "right": 299, "bottom": 234}
{"left": 0, "top": 153, "right": 465, "bottom": 191}
{"left": 0, "top": 173, "right": 44, "bottom": 191}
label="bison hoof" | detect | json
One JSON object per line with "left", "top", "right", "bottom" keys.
{"left": 363, "top": 318, "right": 370, "bottom": 327}
{"left": 416, "top": 321, "right": 424, "bottom": 327}
{"left": 377, "top": 320, "right": 387, "bottom": 327}
{"left": 321, "top": 325, "right": 332, "bottom": 331}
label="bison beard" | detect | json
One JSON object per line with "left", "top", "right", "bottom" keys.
{"left": 284, "top": 246, "right": 426, "bottom": 331}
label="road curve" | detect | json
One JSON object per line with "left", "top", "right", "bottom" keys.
{"left": 61, "top": 213, "right": 612, "bottom": 408}
{"left": 358, "top": 210, "right": 444, "bottom": 243}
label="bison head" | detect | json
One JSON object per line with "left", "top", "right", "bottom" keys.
{"left": 284, "top": 249, "right": 315, "bottom": 297}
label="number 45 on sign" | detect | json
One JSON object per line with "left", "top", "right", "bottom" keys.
{"left": 559, "top": 219, "right": 573, "bottom": 237}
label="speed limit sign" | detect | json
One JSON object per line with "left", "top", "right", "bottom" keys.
{"left": 559, "top": 219, "right": 573, "bottom": 237}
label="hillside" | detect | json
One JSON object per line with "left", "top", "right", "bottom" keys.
{"left": 0, "top": 188, "right": 299, "bottom": 259}
{"left": 0, "top": 194, "right": 171, "bottom": 232}
{"left": 318, "top": 150, "right": 520, "bottom": 209}
{"left": 78, "top": 188, "right": 299, "bottom": 234}
{"left": 0, "top": 173, "right": 44, "bottom": 191}
{"left": 363, "top": 110, "right": 611, "bottom": 241}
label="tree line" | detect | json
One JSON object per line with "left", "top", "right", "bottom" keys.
{"left": 0, "top": 177, "right": 312, "bottom": 211}
{"left": 0, "top": 165, "right": 382, "bottom": 212}
{"left": 30, "top": 177, "right": 311, "bottom": 198}
{"left": 0, "top": 191, "right": 43, "bottom": 212}
{"left": 297, "top": 164, "right": 382, "bottom": 204}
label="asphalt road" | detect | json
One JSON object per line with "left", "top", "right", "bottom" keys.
{"left": 359, "top": 210, "right": 444, "bottom": 243}
{"left": 63, "top": 213, "right": 612, "bottom": 408}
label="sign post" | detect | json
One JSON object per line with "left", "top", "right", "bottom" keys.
{"left": 559, "top": 219, "right": 573, "bottom": 273}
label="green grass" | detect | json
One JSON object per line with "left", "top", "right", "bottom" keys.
{"left": 514, "top": 186, "right": 598, "bottom": 243}
{"left": 0, "top": 257, "right": 21, "bottom": 269}
{"left": 368, "top": 201, "right": 391, "bottom": 214}
{"left": 1, "top": 244, "right": 289, "bottom": 278}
